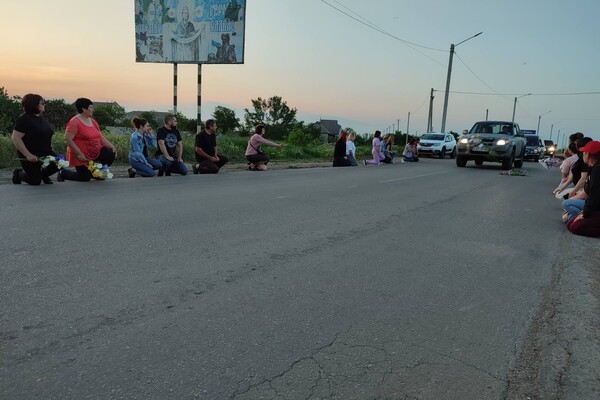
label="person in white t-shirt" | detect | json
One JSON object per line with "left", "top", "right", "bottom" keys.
{"left": 345, "top": 133, "right": 358, "bottom": 166}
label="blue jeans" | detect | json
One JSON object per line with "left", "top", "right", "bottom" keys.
{"left": 159, "top": 156, "right": 188, "bottom": 175}
{"left": 130, "top": 158, "right": 162, "bottom": 177}
{"left": 347, "top": 154, "right": 358, "bottom": 166}
{"left": 563, "top": 198, "right": 585, "bottom": 222}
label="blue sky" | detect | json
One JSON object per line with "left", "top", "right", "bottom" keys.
{"left": 1, "top": 0, "right": 599, "bottom": 144}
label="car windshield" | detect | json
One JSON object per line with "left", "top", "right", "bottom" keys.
{"left": 421, "top": 134, "right": 444, "bottom": 141}
{"left": 526, "top": 136, "right": 540, "bottom": 145}
{"left": 544, "top": 140, "right": 554, "bottom": 146}
{"left": 470, "top": 123, "right": 514, "bottom": 135}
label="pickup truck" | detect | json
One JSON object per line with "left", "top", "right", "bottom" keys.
{"left": 456, "top": 121, "right": 527, "bottom": 170}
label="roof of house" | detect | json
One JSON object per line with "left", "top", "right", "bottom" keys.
{"left": 315, "top": 119, "right": 341, "bottom": 136}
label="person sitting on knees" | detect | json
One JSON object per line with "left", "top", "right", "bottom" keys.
{"left": 192, "top": 119, "right": 229, "bottom": 174}
{"left": 245, "top": 124, "right": 284, "bottom": 171}
{"left": 566, "top": 140, "right": 600, "bottom": 237}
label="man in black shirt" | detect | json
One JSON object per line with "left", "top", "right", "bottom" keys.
{"left": 192, "top": 119, "right": 228, "bottom": 174}
{"left": 156, "top": 114, "right": 188, "bottom": 176}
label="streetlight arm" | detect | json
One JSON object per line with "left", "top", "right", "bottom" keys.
{"left": 455, "top": 31, "right": 483, "bottom": 47}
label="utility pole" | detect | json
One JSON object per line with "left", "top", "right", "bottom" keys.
{"left": 486, "top": 109, "right": 488, "bottom": 121}
{"left": 512, "top": 93, "right": 531, "bottom": 124}
{"left": 406, "top": 112, "right": 410, "bottom": 145}
{"left": 427, "top": 88, "right": 434, "bottom": 133}
{"left": 440, "top": 32, "right": 483, "bottom": 133}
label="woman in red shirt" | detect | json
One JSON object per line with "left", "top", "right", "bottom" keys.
{"left": 57, "top": 98, "right": 117, "bottom": 181}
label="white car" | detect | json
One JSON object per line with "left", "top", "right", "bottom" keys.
{"left": 417, "top": 133, "right": 457, "bottom": 159}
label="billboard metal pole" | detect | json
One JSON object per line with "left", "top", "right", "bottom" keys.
{"left": 197, "top": 64, "right": 202, "bottom": 134}
{"left": 173, "top": 63, "right": 178, "bottom": 114}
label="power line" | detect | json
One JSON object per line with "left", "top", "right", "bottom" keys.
{"left": 453, "top": 53, "right": 511, "bottom": 101}
{"left": 321, "top": 0, "right": 447, "bottom": 67}
{"left": 436, "top": 90, "right": 600, "bottom": 96}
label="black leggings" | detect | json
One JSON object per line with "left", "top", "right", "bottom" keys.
{"left": 18, "top": 159, "right": 59, "bottom": 185}
{"left": 61, "top": 147, "right": 116, "bottom": 181}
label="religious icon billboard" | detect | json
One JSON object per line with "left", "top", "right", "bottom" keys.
{"left": 134, "top": 0, "right": 245, "bottom": 64}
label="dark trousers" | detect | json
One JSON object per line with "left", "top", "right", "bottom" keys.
{"left": 567, "top": 211, "right": 600, "bottom": 237}
{"left": 61, "top": 147, "right": 116, "bottom": 182}
{"left": 246, "top": 154, "right": 269, "bottom": 165}
{"left": 18, "top": 160, "right": 59, "bottom": 185}
{"left": 196, "top": 155, "right": 229, "bottom": 174}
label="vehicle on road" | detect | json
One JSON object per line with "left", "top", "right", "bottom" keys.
{"left": 524, "top": 134, "right": 544, "bottom": 162}
{"left": 456, "top": 121, "right": 527, "bottom": 170}
{"left": 544, "top": 140, "right": 556, "bottom": 156}
{"left": 417, "top": 132, "right": 457, "bottom": 159}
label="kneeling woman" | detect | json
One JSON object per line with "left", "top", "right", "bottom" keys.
{"left": 58, "top": 98, "right": 117, "bottom": 181}
{"left": 245, "top": 124, "right": 284, "bottom": 171}
{"left": 11, "top": 93, "right": 58, "bottom": 185}
{"left": 128, "top": 117, "right": 162, "bottom": 177}
{"left": 566, "top": 140, "right": 600, "bottom": 237}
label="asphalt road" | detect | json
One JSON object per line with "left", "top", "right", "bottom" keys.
{"left": 1, "top": 159, "right": 599, "bottom": 400}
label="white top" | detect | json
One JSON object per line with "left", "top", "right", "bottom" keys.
{"left": 346, "top": 140, "right": 356, "bottom": 157}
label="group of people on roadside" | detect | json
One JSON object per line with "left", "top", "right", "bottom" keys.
{"left": 332, "top": 130, "right": 419, "bottom": 167}
{"left": 11, "top": 94, "right": 285, "bottom": 185}
{"left": 547, "top": 132, "right": 600, "bottom": 237}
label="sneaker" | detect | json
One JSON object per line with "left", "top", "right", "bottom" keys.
{"left": 192, "top": 164, "right": 199, "bottom": 174}
{"left": 401, "top": 159, "right": 405, "bottom": 163}
{"left": 42, "top": 175, "right": 53, "bottom": 184}
{"left": 363, "top": 160, "right": 367, "bottom": 166}
{"left": 56, "top": 170, "right": 65, "bottom": 182}
{"left": 157, "top": 169, "right": 164, "bottom": 177}
{"left": 127, "top": 167, "right": 136, "bottom": 178}
{"left": 12, "top": 169, "right": 22, "bottom": 184}
{"left": 165, "top": 171, "right": 172, "bottom": 176}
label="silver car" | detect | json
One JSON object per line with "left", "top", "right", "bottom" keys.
{"left": 456, "top": 121, "right": 527, "bottom": 170}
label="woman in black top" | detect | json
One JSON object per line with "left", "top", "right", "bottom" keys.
{"left": 567, "top": 140, "right": 600, "bottom": 237}
{"left": 333, "top": 131, "right": 351, "bottom": 167}
{"left": 11, "top": 94, "right": 58, "bottom": 185}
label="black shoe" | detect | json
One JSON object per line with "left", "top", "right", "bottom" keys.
{"left": 192, "top": 164, "right": 199, "bottom": 174}
{"left": 165, "top": 171, "right": 172, "bottom": 176}
{"left": 128, "top": 167, "right": 136, "bottom": 178}
{"left": 42, "top": 175, "right": 53, "bottom": 184}
{"left": 56, "top": 170, "right": 65, "bottom": 182}
{"left": 12, "top": 169, "right": 22, "bottom": 184}
{"left": 157, "top": 169, "right": 164, "bottom": 177}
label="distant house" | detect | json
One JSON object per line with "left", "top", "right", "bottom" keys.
{"left": 315, "top": 119, "right": 341, "bottom": 143}
{"left": 124, "top": 110, "right": 171, "bottom": 127}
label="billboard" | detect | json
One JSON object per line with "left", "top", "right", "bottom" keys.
{"left": 134, "top": 0, "right": 245, "bottom": 64}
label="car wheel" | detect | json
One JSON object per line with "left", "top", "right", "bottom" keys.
{"left": 450, "top": 148, "right": 456, "bottom": 159}
{"left": 502, "top": 152, "right": 514, "bottom": 170}
{"left": 456, "top": 157, "right": 467, "bottom": 167}
{"left": 439, "top": 148, "right": 446, "bottom": 159}
{"left": 474, "top": 160, "right": 483, "bottom": 166}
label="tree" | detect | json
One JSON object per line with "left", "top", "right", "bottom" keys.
{"left": 45, "top": 99, "right": 75, "bottom": 131}
{"left": 172, "top": 111, "right": 197, "bottom": 134}
{"left": 244, "top": 96, "right": 297, "bottom": 139}
{"left": 93, "top": 102, "right": 126, "bottom": 129}
{"left": 0, "top": 87, "right": 22, "bottom": 135}
{"left": 137, "top": 111, "right": 162, "bottom": 127}
{"left": 212, "top": 106, "right": 240, "bottom": 135}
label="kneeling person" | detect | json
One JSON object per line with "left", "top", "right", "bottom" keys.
{"left": 193, "top": 119, "right": 228, "bottom": 174}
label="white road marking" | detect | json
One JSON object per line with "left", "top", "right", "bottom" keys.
{"left": 379, "top": 170, "right": 451, "bottom": 183}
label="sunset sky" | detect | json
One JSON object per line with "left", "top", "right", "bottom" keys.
{"left": 1, "top": 0, "right": 599, "bottom": 142}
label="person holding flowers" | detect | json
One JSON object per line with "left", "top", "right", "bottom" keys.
{"left": 11, "top": 93, "right": 60, "bottom": 185}
{"left": 57, "top": 98, "right": 117, "bottom": 182}
{"left": 128, "top": 117, "right": 163, "bottom": 177}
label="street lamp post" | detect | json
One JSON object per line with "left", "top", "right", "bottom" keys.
{"left": 440, "top": 32, "right": 483, "bottom": 133}
{"left": 537, "top": 110, "right": 551, "bottom": 137}
{"left": 549, "top": 121, "right": 560, "bottom": 141}
{"left": 511, "top": 93, "right": 532, "bottom": 124}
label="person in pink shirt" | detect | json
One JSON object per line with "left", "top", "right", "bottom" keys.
{"left": 57, "top": 98, "right": 116, "bottom": 182}
{"left": 245, "top": 124, "right": 284, "bottom": 171}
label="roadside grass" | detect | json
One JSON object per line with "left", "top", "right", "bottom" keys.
{"left": 1, "top": 132, "right": 385, "bottom": 168}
